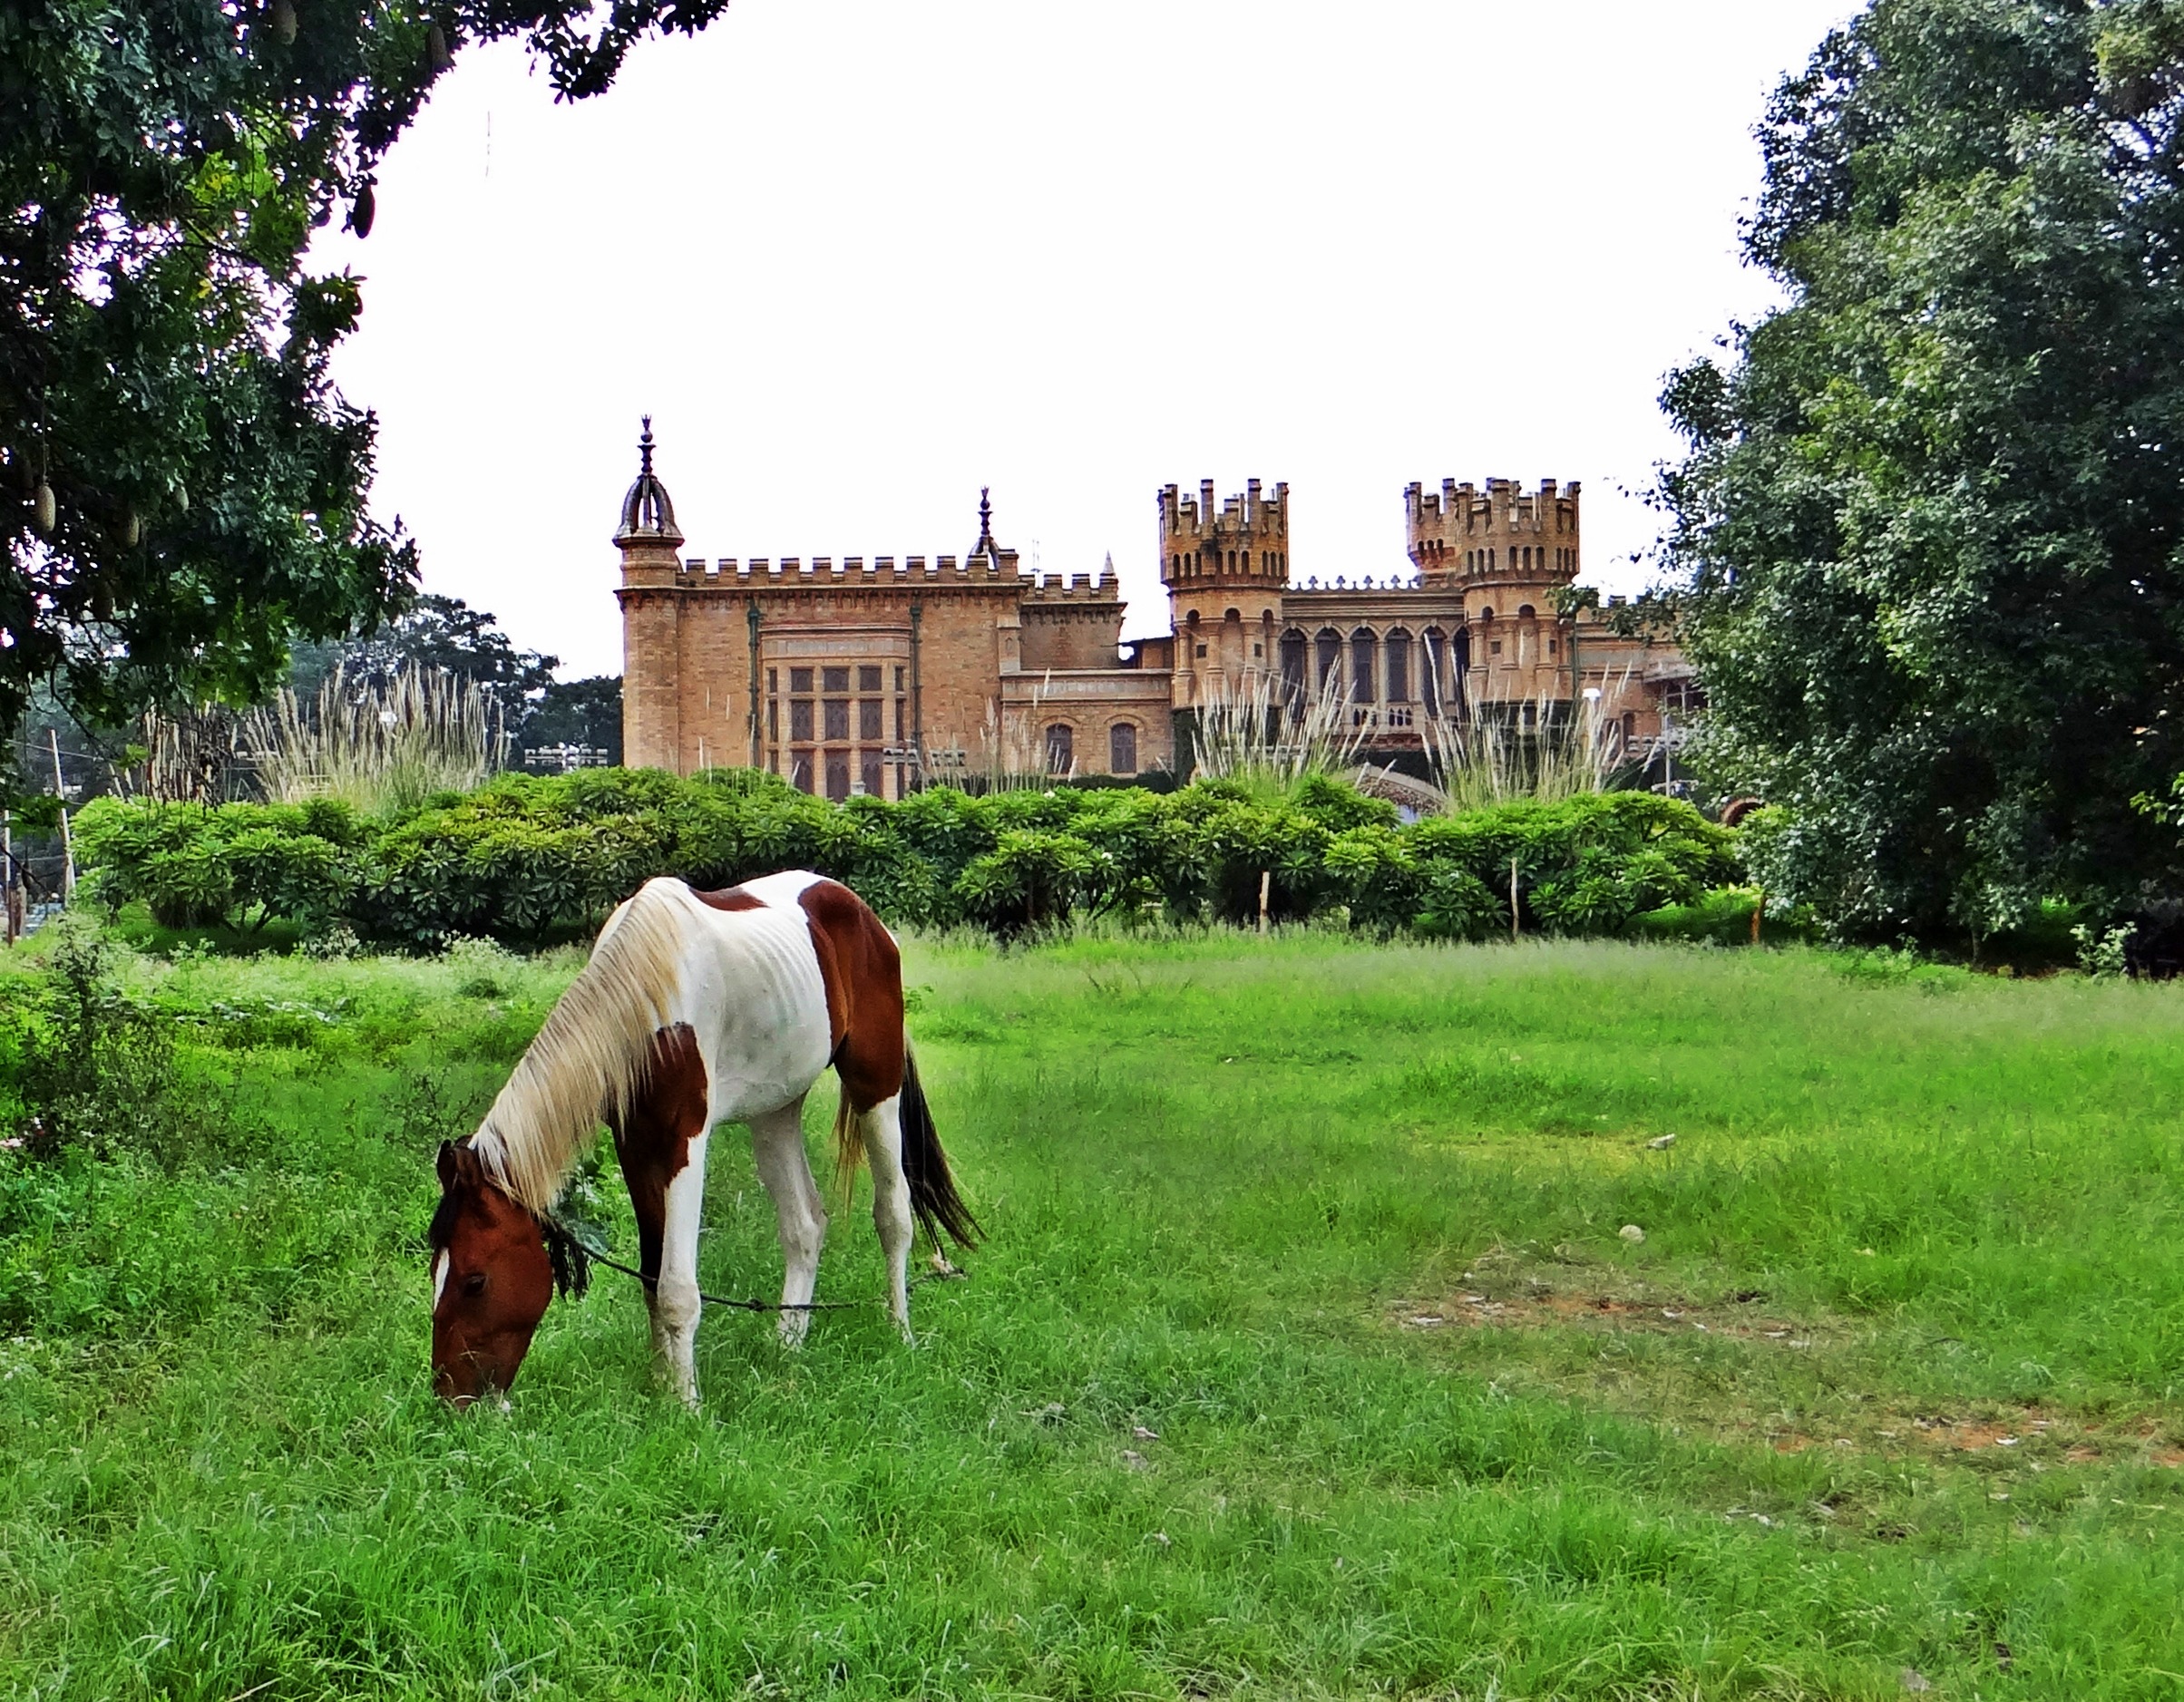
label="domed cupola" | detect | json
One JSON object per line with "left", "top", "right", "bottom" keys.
{"left": 615, "top": 415, "right": 684, "bottom": 547}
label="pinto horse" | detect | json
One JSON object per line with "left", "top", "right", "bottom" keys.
{"left": 427, "top": 870, "right": 977, "bottom": 1406}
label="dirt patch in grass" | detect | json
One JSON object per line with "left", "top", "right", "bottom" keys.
{"left": 1389, "top": 1268, "right": 2184, "bottom": 1470}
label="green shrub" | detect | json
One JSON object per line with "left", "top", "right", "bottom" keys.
{"left": 74, "top": 771, "right": 1746, "bottom": 949}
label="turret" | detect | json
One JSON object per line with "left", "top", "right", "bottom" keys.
{"left": 615, "top": 417, "right": 686, "bottom": 770}
{"left": 1405, "top": 476, "right": 1579, "bottom": 594}
{"left": 1159, "top": 478, "right": 1289, "bottom": 711}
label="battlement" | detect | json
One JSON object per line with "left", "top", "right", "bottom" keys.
{"left": 1019, "top": 559, "right": 1119, "bottom": 604}
{"left": 1158, "top": 478, "right": 1291, "bottom": 589}
{"left": 1405, "top": 477, "right": 1580, "bottom": 583}
{"left": 667, "top": 547, "right": 1028, "bottom": 588}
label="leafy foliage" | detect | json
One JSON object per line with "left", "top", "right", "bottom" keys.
{"left": 0, "top": 0, "right": 731, "bottom": 746}
{"left": 1658, "top": 0, "right": 2184, "bottom": 941}
{"left": 73, "top": 770, "right": 1743, "bottom": 948}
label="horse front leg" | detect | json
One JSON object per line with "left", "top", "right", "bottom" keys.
{"left": 652, "top": 1128, "right": 711, "bottom": 1407}
{"left": 749, "top": 1096, "right": 826, "bottom": 1347}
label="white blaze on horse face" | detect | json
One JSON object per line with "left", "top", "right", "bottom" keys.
{"left": 431, "top": 1249, "right": 450, "bottom": 1308}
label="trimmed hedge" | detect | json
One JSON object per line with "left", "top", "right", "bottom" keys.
{"left": 73, "top": 769, "right": 1742, "bottom": 947}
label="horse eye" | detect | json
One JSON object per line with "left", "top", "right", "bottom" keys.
{"left": 462, "top": 1271, "right": 487, "bottom": 1297}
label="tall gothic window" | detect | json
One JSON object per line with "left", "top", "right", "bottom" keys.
{"left": 1315, "top": 628, "right": 1341, "bottom": 695}
{"left": 1109, "top": 722, "right": 1137, "bottom": 775}
{"left": 1350, "top": 627, "right": 1378, "bottom": 703}
{"left": 1385, "top": 628, "right": 1411, "bottom": 703}
{"left": 1046, "top": 723, "right": 1075, "bottom": 775}
{"left": 1279, "top": 628, "right": 1308, "bottom": 706}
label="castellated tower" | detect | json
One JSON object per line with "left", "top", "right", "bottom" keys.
{"left": 1405, "top": 476, "right": 1579, "bottom": 604}
{"left": 1405, "top": 477, "right": 1583, "bottom": 711}
{"left": 1160, "top": 478, "right": 1290, "bottom": 709}
{"left": 615, "top": 417, "right": 687, "bottom": 773}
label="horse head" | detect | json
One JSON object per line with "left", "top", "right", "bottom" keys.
{"left": 428, "top": 1139, "right": 553, "bottom": 1405}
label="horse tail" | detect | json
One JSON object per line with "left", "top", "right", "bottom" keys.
{"left": 899, "top": 1041, "right": 980, "bottom": 1249}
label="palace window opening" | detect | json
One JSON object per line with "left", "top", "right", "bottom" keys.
{"left": 1280, "top": 629, "right": 1308, "bottom": 704}
{"left": 767, "top": 701, "right": 778, "bottom": 741}
{"left": 861, "top": 754, "right": 884, "bottom": 798}
{"left": 790, "top": 699, "right": 814, "bottom": 743}
{"left": 1315, "top": 628, "right": 1341, "bottom": 694}
{"left": 1046, "top": 723, "right": 1074, "bottom": 774}
{"left": 826, "top": 754, "right": 851, "bottom": 802}
{"left": 824, "top": 697, "right": 850, "bottom": 741}
{"left": 1518, "top": 604, "right": 1536, "bottom": 619}
{"left": 790, "top": 666, "right": 813, "bottom": 694}
{"left": 859, "top": 666, "right": 882, "bottom": 692}
{"left": 859, "top": 697, "right": 883, "bottom": 741}
{"left": 1351, "top": 628, "right": 1378, "bottom": 702}
{"left": 792, "top": 753, "right": 814, "bottom": 793}
{"left": 1109, "top": 721, "right": 1137, "bottom": 775}
{"left": 823, "top": 666, "right": 849, "bottom": 693}
{"left": 1421, "top": 627, "right": 1446, "bottom": 715}
{"left": 1385, "top": 628, "right": 1411, "bottom": 702}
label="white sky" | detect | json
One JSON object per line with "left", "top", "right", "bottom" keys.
{"left": 316, "top": 0, "right": 1856, "bottom": 678}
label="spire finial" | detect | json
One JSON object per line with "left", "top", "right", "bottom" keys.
{"left": 639, "top": 414, "right": 656, "bottom": 476}
{"left": 976, "top": 486, "right": 994, "bottom": 553}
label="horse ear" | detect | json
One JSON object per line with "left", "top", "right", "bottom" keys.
{"left": 437, "top": 1140, "right": 458, "bottom": 1189}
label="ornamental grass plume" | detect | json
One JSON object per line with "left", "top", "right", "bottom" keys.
{"left": 1190, "top": 674, "right": 1370, "bottom": 794}
{"left": 1424, "top": 676, "right": 1627, "bottom": 813}
{"left": 246, "top": 663, "right": 504, "bottom": 815}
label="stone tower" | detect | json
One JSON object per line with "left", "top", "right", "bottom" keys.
{"left": 1159, "top": 478, "right": 1289, "bottom": 710}
{"left": 1405, "top": 477, "right": 1582, "bottom": 709}
{"left": 616, "top": 417, "right": 687, "bottom": 773}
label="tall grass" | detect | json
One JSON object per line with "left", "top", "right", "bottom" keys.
{"left": 245, "top": 664, "right": 503, "bottom": 814}
{"left": 1190, "top": 672, "right": 1370, "bottom": 791}
{"left": 1426, "top": 680, "right": 1623, "bottom": 812}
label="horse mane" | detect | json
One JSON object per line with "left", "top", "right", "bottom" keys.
{"left": 470, "top": 880, "right": 691, "bottom": 1213}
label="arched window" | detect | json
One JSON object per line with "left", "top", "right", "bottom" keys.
{"left": 1420, "top": 627, "right": 1445, "bottom": 715}
{"left": 1045, "top": 723, "right": 1075, "bottom": 775}
{"left": 1384, "top": 627, "right": 1411, "bottom": 703}
{"left": 1517, "top": 603, "right": 1536, "bottom": 620}
{"left": 1350, "top": 627, "right": 1378, "bottom": 703}
{"left": 825, "top": 753, "right": 852, "bottom": 802}
{"left": 1109, "top": 721, "right": 1138, "bottom": 775}
{"left": 1315, "top": 627, "right": 1341, "bottom": 694}
{"left": 1280, "top": 628, "right": 1309, "bottom": 705}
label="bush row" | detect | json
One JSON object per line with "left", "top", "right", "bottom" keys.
{"left": 73, "top": 770, "right": 1743, "bottom": 947}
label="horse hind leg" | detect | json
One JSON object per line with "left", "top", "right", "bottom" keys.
{"left": 857, "top": 1094, "right": 916, "bottom": 1342}
{"left": 750, "top": 1096, "right": 826, "bottom": 1347}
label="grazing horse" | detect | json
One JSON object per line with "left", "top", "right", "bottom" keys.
{"left": 427, "top": 870, "right": 977, "bottom": 1407}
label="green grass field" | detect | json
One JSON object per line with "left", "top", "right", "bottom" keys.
{"left": 4, "top": 929, "right": 2184, "bottom": 1698}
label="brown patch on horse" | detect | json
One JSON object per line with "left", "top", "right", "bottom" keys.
{"left": 798, "top": 880, "right": 907, "bottom": 1114}
{"left": 691, "top": 885, "right": 767, "bottom": 912}
{"left": 608, "top": 1023, "right": 710, "bottom": 1288}
{"left": 430, "top": 1140, "right": 556, "bottom": 1405}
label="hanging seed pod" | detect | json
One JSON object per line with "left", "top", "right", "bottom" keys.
{"left": 269, "top": 0, "right": 297, "bottom": 44}
{"left": 120, "top": 509, "right": 140, "bottom": 549}
{"left": 427, "top": 22, "right": 452, "bottom": 73}
{"left": 351, "top": 182, "right": 375, "bottom": 238}
{"left": 33, "top": 482, "right": 55, "bottom": 537}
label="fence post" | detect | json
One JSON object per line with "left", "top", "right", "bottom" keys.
{"left": 1258, "top": 870, "right": 1270, "bottom": 936}
{"left": 1509, "top": 856, "right": 1521, "bottom": 942}
{"left": 49, "top": 728, "right": 73, "bottom": 902}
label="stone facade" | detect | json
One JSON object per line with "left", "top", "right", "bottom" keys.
{"left": 614, "top": 425, "right": 1694, "bottom": 797}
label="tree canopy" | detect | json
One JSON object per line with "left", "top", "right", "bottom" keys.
{"left": 1659, "top": 0, "right": 2184, "bottom": 942}
{"left": 0, "top": 0, "right": 728, "bottom": 755}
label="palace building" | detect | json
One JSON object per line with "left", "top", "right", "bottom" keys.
{"left": 613, "top": 422, "right": 1694, "bottom": 796}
